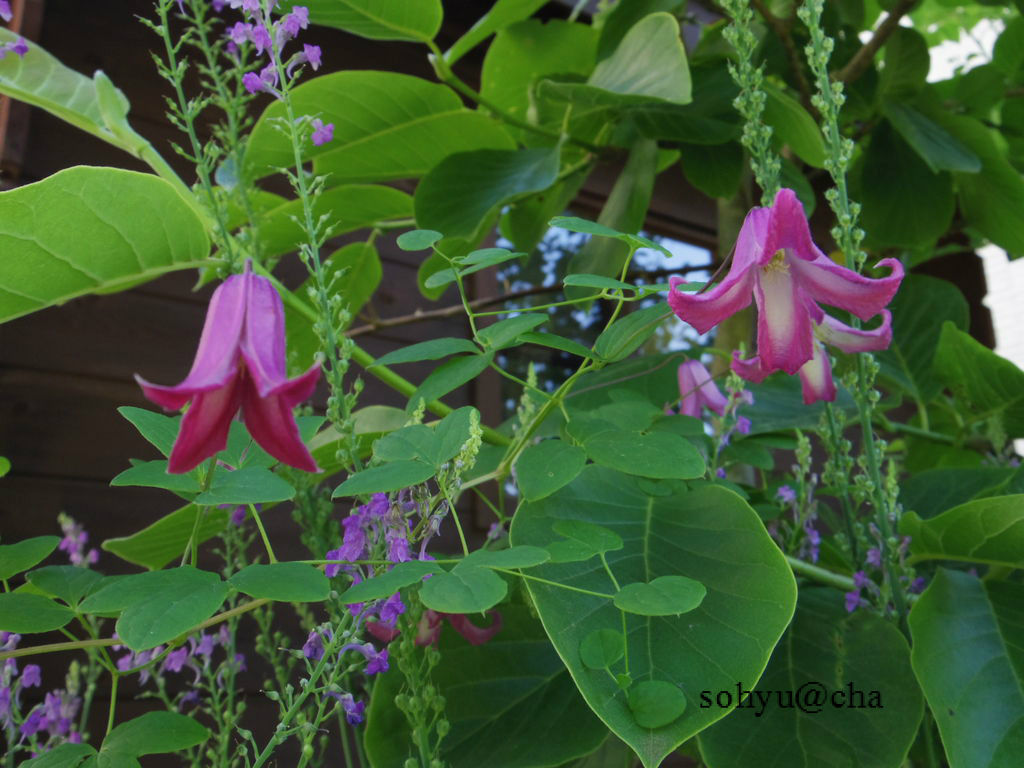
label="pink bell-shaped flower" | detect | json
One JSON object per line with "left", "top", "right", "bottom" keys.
{"left": 136, "top": 263, "right": 321, "bottom": 474}
{"left": 668, "top": 188, "right": 903, "bottom": 404}
{"left": 677, "top": 360, "right": 728, "bottom": 419}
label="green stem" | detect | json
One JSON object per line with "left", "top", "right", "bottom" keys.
{"left": 106, "top": 672, "right": 120, "bottom": 736}
{"left": 249, "top": 503, "right": 277, "bottom": 564}
{"left": 493, "top": 568, "right": 616, "bottom": 599}
{"left": 785, "top": 554, "right": 855, "bottom": 592}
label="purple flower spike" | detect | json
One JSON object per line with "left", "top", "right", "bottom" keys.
{"left": 310, "top": 118, "right": 334, "bottom": 147}
{"left": 668, "top": 188, "right": 903, "bottom": 404}
{"left": 676, "top": 360, "right": 728, "bottom": 419}
{"left": 136, "top": 262, "right": 320, "bottom": 474}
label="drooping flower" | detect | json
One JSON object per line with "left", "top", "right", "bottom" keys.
{"left": 676, "top": 360, "right": 728, "bottom": 419}
{"left": 668, "top": 188, "right": 903, "bottom": 404}
{"left": 136, "top": 262, "right": 320, "bottom": 474}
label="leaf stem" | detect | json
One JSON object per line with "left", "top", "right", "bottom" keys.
{"left": 493, "top": 568, "right": 616, "bottom": 600}
{"left": 249, "top": 503, "right": 277, "bottom": 564}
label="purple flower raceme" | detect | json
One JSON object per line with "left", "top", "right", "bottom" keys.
{"left": 676, "top": 360, "right": 727, "bottom": 419}
{"left": 668, "top": 188, "right": 903, "bottom": 404}
{"left": 136, "top": 261, "right": 320, "bottom": 474}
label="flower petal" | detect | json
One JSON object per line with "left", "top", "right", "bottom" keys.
{"left": 817, "top": 310, "right": 893, "bottom": 354}
{"left": 761, "top": 188, "right": 822, "bottom": 267}
{"left": 239, "top": 270, "right": 290, "bottom": 397}
{"left": 240, "top": 371, "right": 320, "bottom": 473}
{"left": 137, "top": 274, "right": 247, "bottom": 409}
{"left": 678, "top": 360, "right": 727, "bottom": 417}
{"left": 791, "top": 255, "right": 904, "bottom": 321}
{"left": 667, "top": 207, "right": 767, "bottom": 334}
{"left": 753, "top": 265, "right": 815, "bottom": 374}
{"left": 730, "top": 353, "right": 771, "bottom": 383}
{"left": 797, "top": 342, "right": 837, "bottom": 404}
{"left": 447, "top": 611, "right": 503, "bottom": 646}
{"left": 167, "top": 379, "right": 241, "bottom": 473}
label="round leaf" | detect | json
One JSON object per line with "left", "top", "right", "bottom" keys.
{"left": 229, "top": 563, "right": 329, "bottom": 602}
{"left": 420, "top": 566, "right": 507, "bottom": 614}
{"left": 627, "top": 680, "right": 687, "bottom": 729}
{"left": 613, "top": 575, "right": 706, "bottom": 617}
{"left": 517, "top": 439, "right": 588, "bottom": 502}
{"left": 580, "top": 629, "right": 625, "bottom": 670}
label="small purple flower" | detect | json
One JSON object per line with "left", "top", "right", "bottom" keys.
{"left": 365, "top": 647, "right": 388, "bottom": 676}
{"left": 909, "top": 577, "right": 927, "bottom": 595}
{"left": 194, "top": 633, "right": 216, "bottom": 659}
{"left": 20, "top": 708, "right": 45, "bottom": 737}
{"left": 776, "top": 485, "right": 796, "bottom": 504}
{"left": 0, "top": 686, "right": 11, "bottom": 728}
{"left": 281, "top": 6, "right": 309, "bottom": 38}
{"left": 852, "top": 570, "right": 869, "bottom": 590}
{"left": 234, "top": 653, "right": 247, "bottom": 672}
{"left": 715, "top": 467, "right": 727, "bottom": 479}
{"left": 311, "top": 118, "right": 334, "bottom": 146}
{"left": 339, "top": 693, "right": 365, "bottom": 725}
{"left": 803, "top": 521, "right": 820, "bottom": 563}
{"left": 180, "top": 688, "right": 201, "bottom": 710}
{"left": 20, "top": 665, "right": 41, "bottom": 688}
{"left": 367, "top": 493, "right": 389, "bottom": 518}
{"left": 228, "top": 21, "right": 251, "bottom": 46}
{"left": 240, "top": 0, "right": 260, "bottom": 14}
{"left": 212, "top": 0, "right": 226, "bottom": 10}
{"left": 230, "top": 506, "right": 247, "bottom": 526}
{"left": 243, "top": 71, "right": 265, "bottom": 94}
{"left": 249, "top": 23, "right": 272, "bottom": 54}
{"left": 378, "top": 592, "right": 405, "bottom": 628}
{"left": 164, "top": 647, "right": 189, "bottom": 674}
{"left": 303, "top": 43, "right": 322, "bottom": 70}
{"left": 844, "top": 590, "right": 861, "bottom": 613}
{"left": 386, "top": 526, "right": 410, "bottom": 563}
{"left": 302, "top": 630, "right": 325, "bottom": 662}
{"left": 736, "top": 416, "right": 752, "bottom": 435}
{"left": 0, "top": 1, "right": 12, "bottom": 22}
{"left": 9, "top": 37, "right": 27, "bottom": 57}
{"left": 324, "top": 546, "right": 345, "bottom": 579}
{"left": 866, "top": 547, "right": 882, "bottom": 568}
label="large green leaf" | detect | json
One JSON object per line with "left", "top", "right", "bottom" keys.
{"left": 0, "top": 30, "right": 137, "bottom": 153}
{"left": 445, "top": 0, "right": 550, "bottom": 64}
{"left": 879, "top": 27, "right": 930, "bottom": 99}
{"left": 409, "top": 352, "right": 495, "bottom": 409}
{"left": 909, "top": 570, "right": 1024, "bottom": 768}
{"left": 0, "top": 536, "right": 60, "bottom": 581}
{"left": 0, "top": 166, "right": 210, "bottom": 323}
{"left": 510, "top": 469, "right": 797, "bottom": 767}
{"left": 26, "top": 565, "right": 104, "bottom": 608}
{"left": 901, "top": 496, "right": 1024, "bottom": 568}
{"left": 257, "top": 184, "right": 412, "bottom": 260}
{"left": 100, "top": 711, "right": 209, "bottom": 761}
{"left": 858, "top": 120, "right": 954, "bottom": 249}
{"left": 883, "top": 102, "right": 981, "bottom": 174}
{"left": 593, "top": 304, "right": 673, "bottom": 362}
{"left": 699, "top": 588, "right": 923, "bottom": 768}
{"left": 480, "top": 19, "right": 598, "bottom": 131}
{"left": 246, "top": 71, "right": 513, "bottom": 182}
{"left": 595, "top": 0, "right": 685, "bottom": 60}
{"left": 876, "top": 275, "right": 969, "bottom": 403}
{"left": 21, "top": 744, "right": 96, "bottom": 768}
{"left": 365, "top": 606, "right": 608, "bottom": 768}
{"left": 102, "top": 504, "right": 231, "bottom": 571}
{"left": 763, "top": 84, "right": 826, "bottom": 167}
{"left": 899, "top": 467, "right": 1020, "bottom": 520}
{"left": 516, "top": 439, "right": 588, "bottom": 501}
{"left": 679, "top": 141, "right": 744, "bottom": 199}
{"left": 415, "top": 147, "right": 560, "bottom": 240}
{"left": 934, "top": 322, "right": 1024, "bottom": 436}
{"left": 285, "top": 0, "right": 442, "bottom": 42}
{"left": 229, "top": 563, "right": 330, "bottom": 602}
{"left": 0, "top": 593, "right": 74, "bottom": 633}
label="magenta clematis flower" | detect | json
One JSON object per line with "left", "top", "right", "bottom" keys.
{"left": 668, "top": 188, "right": 903, "bottom": 404}
{"left": 677, "top": 360, "right": 728, "bottom": 419}
{"left": 136, "top": 263, "right": 320, "bottom": 474}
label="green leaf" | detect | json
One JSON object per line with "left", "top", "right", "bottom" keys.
{"left": 594, "top": 304, "right": 673, "bottom": 362}
{"left": 0, "top": 167, "right": 210, "bottom": 323}
{"left": 102, "top": 504, "right": 230, "bottom": 571}
{"left": 628, "top": 681, "right": 687, "bottom": 729}
{"left": 628, "top": 63, "right": 739, "bottom": 144}
{"left": 333, "top": 460, "right": 436, "bottom": 497}
{"left": 21, "top": 744, "right": 97, "bottom": 768}
{"left": 580, "top": 628, "right": 625, "bottom": 670}
{"left": 613, "top": 575, "right": 706, "bottom": 616}
{"left": 409, "top": 353, "right": 494, "bottom": 410}
{"left": 481, "top": 18, "right": 598, "bottom": 132}
{"left": 517, "top": 439, "right": 588, "bottom": 501}
{"left": 26, "top": 566, "right": 104, "bottom": 607}
{"left": 883, "top": 102, "right": 981, "bottom": 174}
{"left": 876, "top": 275, "right": 969, "bottom": 403}
{"left": 596, "top": 0, "right": 685, "bottom": 60}
{"left": 478, "top": 315, "right": 547, "bottom": 350}
{"left": 502, "top": 169, "right": 590, "bottom": 253}
{"left": 934, "top": 321, "right": 1024, "bottom": 436}
{"left": 565, "top": 140, "right": 658, "bottom": 298}
{"left": 858, "top": 120, "right": 954, "bottom": 249}
{"left": 763, "top": 84, "right": 826, "bottom": 167}
{"left": 434, "top": 406, "right": 478, "bottom": 465}
{"left": 563, "top": 274, "right": 635, "bottom": 292}
{"left": 364, "top": 605, "right": 608, "bottom": 768}
{"left": 374, "top": 425, "right": 443, "bottom": 465}
{"left": 336, "top": 560, "right": 441, "bottom": 604}
{"left": 0, "top": 536, "right": 60, "bottom": 580}
{"left": 420, "top": 564, "right": 508, "bottom": 613}
{"left": 511, "top": 471, "right": 796, "bottom": 768}
{"left": 415, "top": 147, "right": 561, "bottom": 240}
{"left": 457, "top": 247, "right": 523, "bottom": 272}
{"left": 552, "top": 216, "right": 670, "bottom": 257}
{"left": 547, "top": 519, "right": 624, "bottom": 563}
{"left": 101, "top": 711, "right": 209, "bottom": 758}
{"left": 229, "top": 562, "right": 329, "bottom": 602}
{"left": 879, "top": 27, "right": 930, "bottom": 98}
{"left": 0, "top": 593, "right": 74, "bottom": 633}
{"left": 679, "top": 141, "right": 744, "bottom": 199}
{"left": 700, "top": 588, "right": 924, "bottom": 768}
{"left": 445, "top": 0, "right": 549, "bottom": 65}
{"left": 117, "top": 407, "right": 180, "bottom": 458}
{"left": 587, "top": 13, "right": 691, "bottom": 104}
{"left": 424, "top": 267, "right": 458, "bottom": 289}
{"left": 98, "top": 568, "right": 228, "bottom": 651}
{"left": 900, "top": 496, "right": 1024, "bottom": 568}
{"left": 396, "top": 229, "right": 443, "bottom": 251}
{"left": 286, "top": 0, "right": 442, "bottom": 42}
{"left": 193, "top": 465, "right": 296, "bottom": 506}
{"left": 246, "top": 71, "right": 513, "bottom": 182}
{"left": 583, "top": 428, "right": 705, "bottom": 480}
{"left": 909, "top": 570, "right": 1024, "bottom": 768}
{"left": 518, "top": 331, "right": 595, "bottom": 360}
{"left": 111, "top": 460, "right": 201, "bottom": 494}
{"left": 899, "top": 467, "right": 1019, "bottom": 520}
{"left": 372, "top": 338, "right": 481, "bottom": 367}
{"left": 258, "top": 184, "right": 412, "bottom": 260}
{"left": 460, "top": 545, "right": 552, "bottom": 570}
